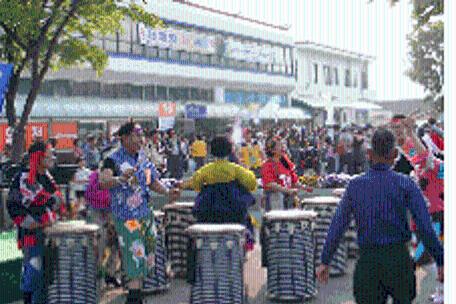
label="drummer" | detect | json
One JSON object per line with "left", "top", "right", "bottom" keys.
{"left": 261, "top": 136, "right": 311, "bottom": 210}
{"left": 99, "top": 122, "right": 180, "bottom": 304}
{"left": 180, "top": 136, "right": 257, "bottom": 238}
{"left": 7, "top": 141, "right": 66, "bottom": 304}
{"left": 316, "top": 128, "right": 443, "bottom": 304}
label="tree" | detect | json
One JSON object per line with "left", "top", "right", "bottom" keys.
{"left": 406, "top": 0, "right": 444, "bottom": 110}
{"left": 0, "top": 0, "right": 163, "bottom": 162}
{"left": 375, "top": 0, "right": 444, "bottom": 109}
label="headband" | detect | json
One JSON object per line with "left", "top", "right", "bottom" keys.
{"left": 28, "top": 151, "right": 46, "bottom": 185}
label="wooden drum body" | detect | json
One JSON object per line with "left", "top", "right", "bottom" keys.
{"left": 163, "top": 202, "right": 196, "bottom": 278}
{"left": 301, "top": 196, "right": 349, "bottom": 276}
{"left": 263, "top": 210, "right": 318, "bottom": 301}
{"left": 144, "top": 211, "right": 171, "bottom": 293}
{"left": 187, "top": 224, "right": 246, "bottom": 304}
{"left": 44, "top": 221, "right": 99, "bottom": 304}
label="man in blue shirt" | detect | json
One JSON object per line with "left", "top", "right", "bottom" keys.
{"left": 316, "top": 128, "right": 443, "bottom": 304}
{"left": 99, "top": 122, "right": 180, "bottom": 304}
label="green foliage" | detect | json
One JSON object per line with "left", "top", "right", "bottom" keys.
{"left": 0, "top": 0, "right": 163, "bottom": 161}
{"left": 407, "top": 0, "right": 444, "bottom": 103}
{"left": 0, "top": 0, "right": 163, "bottom": 76}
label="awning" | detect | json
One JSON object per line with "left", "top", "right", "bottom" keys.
{"left": 276, "top": 107, "right": 312, "bottom": 120}
{"left": 340, "top": 101, "right": 382, "bottom": 110}
{"left": 206, "top": 104, "right": 240, "bottom": 118}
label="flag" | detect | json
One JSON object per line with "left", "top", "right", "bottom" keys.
{"left": 0, "top": 63, "right": 14, "bottom": 114}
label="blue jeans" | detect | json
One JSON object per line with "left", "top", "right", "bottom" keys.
{"left": 21, "top": 245, "right": 46, "bottom": 304}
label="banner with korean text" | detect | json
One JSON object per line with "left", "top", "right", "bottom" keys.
{"left": 25, "top": 122, "right": 48, "bottom": 149}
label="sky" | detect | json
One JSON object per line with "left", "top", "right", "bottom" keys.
{"left": 190, "top": 0, "right": 426, "bottom": 101}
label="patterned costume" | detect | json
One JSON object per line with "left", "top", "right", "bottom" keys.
{"left": 103, "top": 146, "right": 160, "bottom": 281}
{"left": 7, "top": 165, "right": 65, "bottom": 304}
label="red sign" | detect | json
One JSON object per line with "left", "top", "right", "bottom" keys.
{"left": 0, "top": 124, "right": 7, "bottom": 152}
{"left": 158, "top": 102, "right": 176, "bottom": 117}
{"left": 25, "top": 122, "right": 48, "bottom": 149}
{"left": 51, "top": 122, "right": 78, "bottom": 149}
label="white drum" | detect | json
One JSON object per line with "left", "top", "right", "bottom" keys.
{"left": 262, "top": 210, "right": 318, "bottom": 301}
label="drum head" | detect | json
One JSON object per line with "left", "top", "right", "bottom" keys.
{"left": 301, "top": 196, "right": 340, "bottom": 205}
{"left": 163, "top": 202, "right": 194, "bottom": 210}
{"left": 45, "top": 221, "right": 99, "bottom": 235}
{"left": 264, "top": 210, "right": 317, "bottom": 221}
{"left": 153, "top": 211, "right": 165, "bottom": 218}
{"left": 186, "top": 224, "right": 246, "bottom": 235}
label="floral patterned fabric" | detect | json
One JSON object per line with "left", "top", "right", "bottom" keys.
{"left": 114, "top": 213, "right": 156, "bottom": 280}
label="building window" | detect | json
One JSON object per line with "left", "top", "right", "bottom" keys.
{"left": 73, "top": 81, "right": 101, "bottom": 97}
{"left": 145, "top": 85, "right": 156, "bottom": 100}
{"left": 345, "top": 69, "right": 351, "bottom": 87}
{"left": 169, "top": 49, "right": 180, "bottom": 60}
{"left": 323, "top": 65, "right": 332, "bottom": 86}
{"left": 353, "top": 72, "right": 358, "bottom": 88}
{"left": 334, "top": 68, "right": 339, "bottom": 86}
{"left": 158, "top": 49, "right": 168, "bottom": 60}
{"left": 180, "top": 51, "right": 190, "bottom": 61}
{"left": 313, "top": 63, "right": 319, "bottom": 84}
{"left": 146, "top": 47, "right": 158, "bottom": 58}
{"left": 201, "top": 54, "right": 210, "bottom": 65}
{"left": 156, "top": 86, "right": 167, "bottom": 100}
{"left": 190, "top": 53, "right": 202, "bottom": 64}
{"left": 361, "top": 71, "right": 368, "bottom": 89}
{"left": 295, "top": 60, "right": 298, "bottom": 81}
{"left": 18, "top": 78, "right": 32, "bottom": 95}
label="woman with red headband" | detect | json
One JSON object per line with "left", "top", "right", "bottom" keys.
{"left": 7, "top": 141, "right": 66, "bottom": 304}
{"left": 260, "top": 136, "right": 311, "bottom": 211}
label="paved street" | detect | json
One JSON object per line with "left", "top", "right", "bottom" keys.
{"left": 100, "top": 246, "right": 439, "bottom": 304}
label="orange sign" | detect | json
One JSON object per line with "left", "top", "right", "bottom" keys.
{"left": 51, "top": 122, "right": 78, "bottom": 149}
{"left": 25, "top": 122, "right": 48, "bottom": 149}
{"left": 158, "top": 102, "right": 176, "bottom": 117}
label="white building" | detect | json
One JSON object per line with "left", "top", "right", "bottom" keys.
{"left": 292, "top": 41, "right": 380, "bottom": 127}
{"left": 2, "top": 0, "right": 308, "bottom": 138}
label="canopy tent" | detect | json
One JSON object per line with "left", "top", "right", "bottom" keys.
{"left": 275, "top": 107, "right": 311, "bottom": 120}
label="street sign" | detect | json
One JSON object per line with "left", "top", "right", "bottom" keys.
{"left": 0, "top": 63, "right": 14, "bottom": 114}
{"left": 185, "top": 104, "right": 207, "bottom": 119}
{"left": 158, "top": 102, "right": 176, "bottom": 117}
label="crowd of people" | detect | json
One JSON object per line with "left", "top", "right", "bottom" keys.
{"left": 2, "top": 115, "right": 445, "bottom": 304}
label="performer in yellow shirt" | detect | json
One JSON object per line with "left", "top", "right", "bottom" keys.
{"left": 239, "top": 129, "right": 264, "bottom": 176}
{"left": 190, "top": 135, "right": 207, "bottom": 170}
{"left": 181, "top": 136, "right": 257, "bottom": 249}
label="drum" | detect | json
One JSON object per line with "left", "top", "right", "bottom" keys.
{"left": 301, "top": 196, "right": 348, "bottom": 276}
{"left": 187, "top": 224, "right": 246, "bottom": 304}
{"left": 163, "top": 202, "right": 196, "bottom": 278}
{"left": 331, "top": 189, "right": 358, "bottom": 258}
{"left": 262, "top": 210, "right": 318, "bottom": 301}
{"left": 44, "top": 221, "right": 99, "bottom": 304}
{"left": 144, "top": 211, "right": 171, "bottom": 293}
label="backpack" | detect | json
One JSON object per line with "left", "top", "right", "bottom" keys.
{"left": 85, "top": 171, "right": 111, "bottom": 210}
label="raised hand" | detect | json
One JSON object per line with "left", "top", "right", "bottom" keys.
{"left": 316, "top": 264, "right": 330, "bottom": 284}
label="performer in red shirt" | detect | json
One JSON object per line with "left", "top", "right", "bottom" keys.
{"left": 261, "top": 136, "right": 311, "bottom": 210}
